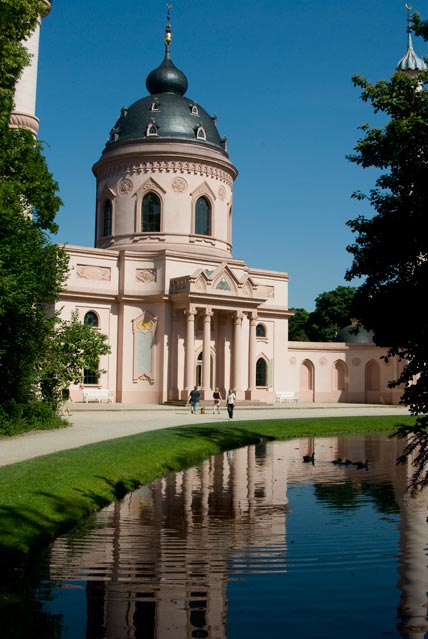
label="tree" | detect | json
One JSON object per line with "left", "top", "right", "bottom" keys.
{"left": 305, "top": 286, "right": 356, "bottom": 342}
{"left": 288, "top": 308, "right": 310, "bottom": 341}
{"left": 344, "top": 21, "right": 428, "bottom": 489}
{"left": 39, "top": 311, "right": 111, "bottom": 408}
{"left": 0, "top": 1, "right": 68, "bottom": 412}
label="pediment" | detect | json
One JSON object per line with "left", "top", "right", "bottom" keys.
{"left": 135, "top": 176, "right": 166, "bottom": 197}
{"left": 190, "top": 181, "right": 217, "bottom": 201}
{"left": 172, "top": 264, "right": 258, "bottom": 299}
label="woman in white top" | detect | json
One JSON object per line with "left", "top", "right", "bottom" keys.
{"left": 227, "top": 389, "right": 236, "bottom": 419}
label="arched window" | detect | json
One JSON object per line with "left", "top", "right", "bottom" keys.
{"left": 146, "top": 123, "right": 158, "bottom": 136}
{"left": 84, "top": 311, "right": 99, "bottom": 328}
{"left": 195, "top": 196, "right": 211, "bottom": 235}
{"left": 103, "top": 200, "right": 112, "bottom": 237}
{"left": 196, "top": 125, "right": 206, "bottom": 140}
{"left": 142, "top": 192, "right": 161, "bottom": 232}
{"left": 83, "top": 312, "right": 100, "bottom": 384}
{"left": 256, "top": 323, "right": 266, "bottom": 338}
{"left": 256, "top": 358, "right": 267, "bottom": 387}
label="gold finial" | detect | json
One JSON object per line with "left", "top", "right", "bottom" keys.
{"left": 165, "top": 4, "right": 172, "bottom": 47}
{"left": 405, "top": 4, "right": 412, "bottom": 33}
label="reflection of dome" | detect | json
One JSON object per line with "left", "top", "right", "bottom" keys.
{"left": 334, "top": 325, "right": 375, "bottom": 343}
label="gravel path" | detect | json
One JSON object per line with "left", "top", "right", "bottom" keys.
{"left": 0, "top": 403, "right": 410, "bottom": 468}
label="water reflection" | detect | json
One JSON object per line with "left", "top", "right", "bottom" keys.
{"left": 5, "top": 435, "right": 428, "bottom": 638}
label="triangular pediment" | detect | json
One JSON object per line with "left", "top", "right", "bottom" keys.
{"left": 190, "top": 181, "right": 217, "bottom": 201}
{"left": 135, "top": 176, "right": 166, "bottom": 197}
{"left": 170, "top": 264, "right": 259, "bottom": 298}
{"left": 206, "top": 263, "right": 241, "bottom": 296}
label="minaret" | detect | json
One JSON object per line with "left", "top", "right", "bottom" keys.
{"left": 9, "top": 1, "right": 51, "bottom": 137}
{"left": 396, "top": 4, "right": 427, "bottom": 78}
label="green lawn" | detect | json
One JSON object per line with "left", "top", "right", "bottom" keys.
{"left": 0, "top": 414, "right": 415, "bottom": 566}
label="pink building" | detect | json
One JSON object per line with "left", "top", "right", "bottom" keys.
{"left": 14, "top": 6, "right": 412, "bottom": 406}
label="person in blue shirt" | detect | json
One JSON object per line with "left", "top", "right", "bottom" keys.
{"left": 189, "top": 386, "right": 201, "bottom": 414}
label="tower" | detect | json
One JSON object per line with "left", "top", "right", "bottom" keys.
{"left": 9, "top": 1, "right": 51, "bottom": 137}
{"left": 92, "top": 8, "right": 237, "bottom": 259}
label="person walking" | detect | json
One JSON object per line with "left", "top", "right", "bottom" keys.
{"left": 59, "top": 388, "right": 72, "bottom": 416}
{"left": 226, "top": 389, "right": 236, "bottom": 419}
{"left": 189, "top": 386, "right": 200, "bottom": 414}
{"left": 212, "top": 387, "right": 221, "bottom": 414}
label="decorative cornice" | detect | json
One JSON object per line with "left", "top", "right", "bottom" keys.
{"left": 96, "top": 159, "right": 234, "bottom": 187}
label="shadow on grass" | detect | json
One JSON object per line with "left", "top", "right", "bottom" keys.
{"left": 166, "top": 423, "right": 276, "bottom": 448}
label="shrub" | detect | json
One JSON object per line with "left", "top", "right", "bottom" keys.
{"left": 0, "top": 400, "right": 66, "bottom": 436}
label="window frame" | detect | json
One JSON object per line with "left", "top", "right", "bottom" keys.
{"left": 141, "top": 191, "right": 161, "bottom": 232}
{"left": 195, "top": 195, "right": 211, "bottom": 236}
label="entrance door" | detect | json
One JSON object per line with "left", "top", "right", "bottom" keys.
{"left": 196, "top": 352, "right": 203, "bottom": 387}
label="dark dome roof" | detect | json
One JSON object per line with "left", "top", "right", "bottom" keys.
{"left": 333, "top": 325, "right": 375, "bottom": 344}
{"left": 146, "top": 55, "right": 188, "bottom": 96}
{"left": 107, "top": 92, "right": 225, "bottom": 151}
{"left": 104, "top": 31, "right": 227, "bottom": 154}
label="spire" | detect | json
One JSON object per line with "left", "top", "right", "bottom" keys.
{"left": 396, "top": 4, "right": 427, "bottom": 74}
{"left": 164, "top": 4, "right": 172, "bottom": 57}
{"left": 145, "top": 4, "right": 188, "bottom": 96}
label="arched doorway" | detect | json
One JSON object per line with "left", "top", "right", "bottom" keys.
{"left": 196, "top": 352, "right": 214, "bottom": 390}
{"left": 300, "top": 359, "right": 315, "bottom": 402}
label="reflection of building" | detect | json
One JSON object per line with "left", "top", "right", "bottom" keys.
{"left": 49, "top": 443, "right": 291, "bottom": 638}
{"left": 47, "top": 436, "right": 428, "bottom": 638}
{"left": 13, "top": 6, "right": 420, "bottom": 405}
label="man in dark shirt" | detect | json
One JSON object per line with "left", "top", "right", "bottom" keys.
{"left": 189, "top": 386, "right": 201, "bottom": 414}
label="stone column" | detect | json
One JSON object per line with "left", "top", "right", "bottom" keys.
{"left": 247, "top": 312, "right": 257, "bottom": 392}
{"left": 184, "top": 306, "right": 196, "bottom": 391}
{"left": 169, "top": 309, "right": 178, "bottom": 400}
{"left": 202, "top": 307, "right": 213, "bottom": 392}
{"left": 232, "top": 311, "right": 244, "bottom": 392}
{"left": 217, "top": 314, "right": 226, "bottom": 393}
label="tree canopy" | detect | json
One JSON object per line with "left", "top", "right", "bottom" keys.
{"left": 345, "top": 16, "right": 428, "bottom": 488}
{"left": 39, "top": 311, "right": 111, "bottom": 409}
{"left": 0, "top": 1, "right": 68, "bottom": 413}
{"left": 289, "top": 286, "right": 356, "bottom": 342}
{"left": 305, "top": 286, "right": 357, "bottom": 342}
{"left": 288, "top": 308, "right": 310, "bottom": 341}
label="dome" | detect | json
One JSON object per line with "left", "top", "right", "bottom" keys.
{"left": 104, "top": 14, "right": 227, "bottom": 155}
{"left": 334, "top": 325, "right": 375, "bottom": 344}
{"left": 396, "top": 32, "right": 427, "bottom": 73}
{"left": 146, "top": 56, "right": 188, "bottom": 96}
{"left": 106, "top": 93, "right": 225, "bottom": 151}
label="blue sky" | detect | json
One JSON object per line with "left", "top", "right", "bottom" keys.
{"left": 35, "top": 0, "right": 426, "bottom": 311}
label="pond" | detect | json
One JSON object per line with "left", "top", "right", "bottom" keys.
{"left": 2, "top": 434, "right": 428, "bottom": 639}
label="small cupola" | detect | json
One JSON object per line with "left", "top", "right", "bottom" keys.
{"left": 396, "top": 6, "right": 427, "bottom": 77}
{"left": 145, "top": 6, "right": 188, "bottom": 96}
